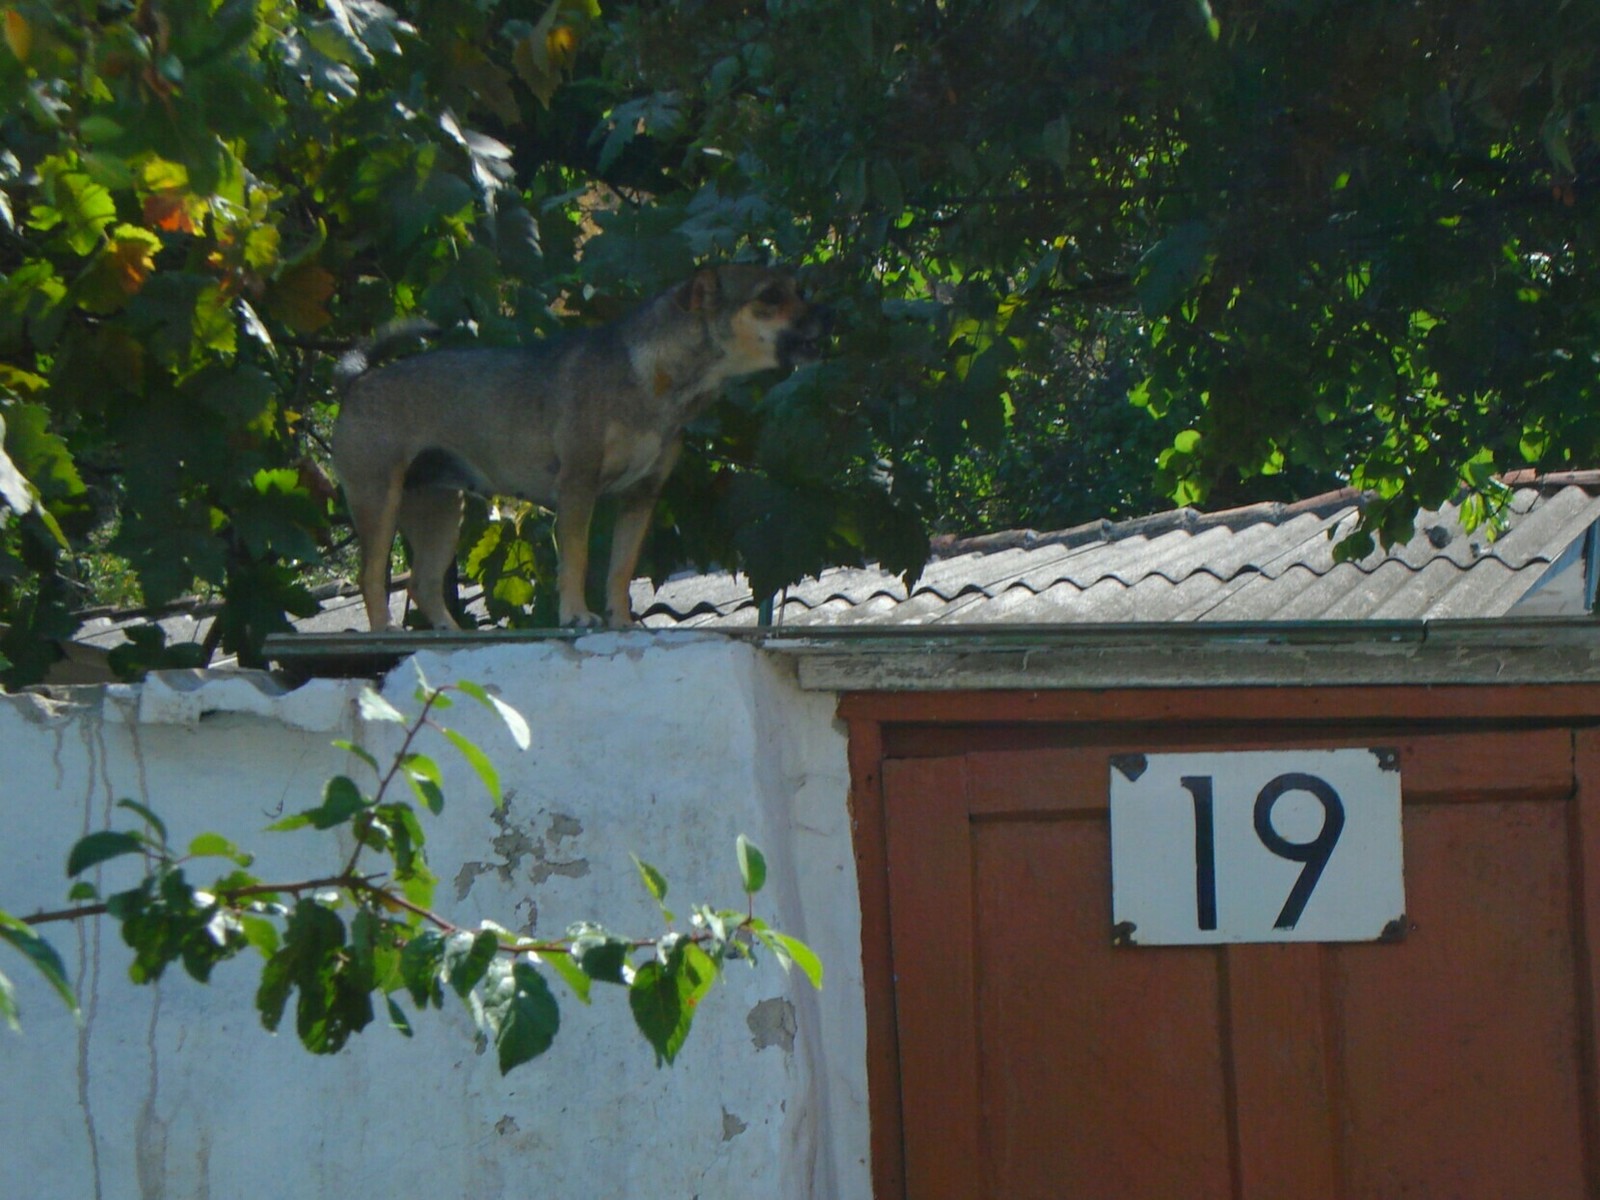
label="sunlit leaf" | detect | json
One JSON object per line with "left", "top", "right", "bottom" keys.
{"left": 187, "top": 832, "right": 254, "bottom": 867}
{"left": 454, "top": 680, "right": 531, "bottom": 750}
{"left": 357, "top": 690, "right": 406, "bottom": 725}
{"left": 771, "top": 933, "right": 824, "bottom": 990}
{"left": 735, "top": 835, "right": 767, "bottom": 896}
{"left": 441, "top": 727, "right": 502, "bottom": 809}
{"left": 632, "top": 855, "right": 668, "bottom": 907}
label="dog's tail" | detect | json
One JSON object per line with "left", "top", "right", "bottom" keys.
{"left": 333, "top": 317, "right": 440, "bottom": 390}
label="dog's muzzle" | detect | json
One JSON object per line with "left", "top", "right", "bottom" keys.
{"left": 778, "top": 305, "right": 834, "bottom": 370}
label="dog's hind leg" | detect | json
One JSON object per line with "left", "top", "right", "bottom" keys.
{"left": 397, "top": 488, "right": 465, "bottom": 630}
{"left": 347, "top": 466, "right": 406, "bottom": 632}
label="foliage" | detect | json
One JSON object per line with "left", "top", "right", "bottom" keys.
{"left": 3, "top": 0, "right": 1599, "bottom": 681}
{"left": 0, "top": 675, "right": 820, "bottom": 1071}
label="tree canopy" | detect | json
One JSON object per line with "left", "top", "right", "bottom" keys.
{"left": 2, "top": 0, "right": 1597, "bottom": 681}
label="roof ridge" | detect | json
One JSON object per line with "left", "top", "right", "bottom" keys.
{"left": 1498, "top": 469, "right": 1600, "bottom": 491}
{"left": 929, "top": 474, "right": 1600, "bottom": 564}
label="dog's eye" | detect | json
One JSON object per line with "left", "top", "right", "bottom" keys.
{"left": 757, "top": 285, "right": 788, "bottom": 306}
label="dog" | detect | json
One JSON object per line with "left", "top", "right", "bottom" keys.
{"left": 331, "top": 265, "right": 829, "bottom": 631}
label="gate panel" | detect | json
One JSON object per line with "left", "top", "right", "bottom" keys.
{"left": 1333, "top": 800, "right": 1587, "bottom": 1196}
{"left": 875, "top": 718, "right": 1600, "bottom": 1198}
{"left": 882, "top": 756, "right": 981, "bottom": 1200}
{"left": 973, "top": 818, "right": 1231, "bottom": 1198}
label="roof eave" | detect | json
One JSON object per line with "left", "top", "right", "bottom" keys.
{"left": 759, "top": 616, "right": 1600, "bottom": 690}
{"left": 265, "top": 616, "right": 1600, "bottom": 691}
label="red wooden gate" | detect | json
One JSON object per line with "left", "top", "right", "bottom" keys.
{"left": 845, "top": 687, "right": 1600, "bottom": 1199}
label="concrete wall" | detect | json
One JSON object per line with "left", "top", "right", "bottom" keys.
{"left": 0, "top": 633, "right": 868, "bottom": 1199}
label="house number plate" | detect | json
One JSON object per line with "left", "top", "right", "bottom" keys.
{"left": 1109, "top": 749, "right": 1405, "bottom": 945}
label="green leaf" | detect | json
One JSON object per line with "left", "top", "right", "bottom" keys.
{"left": 66, "top": 830, "right": 146, "bottom": 877}
{"left": 399, "top": 752, "right": 445, "bottom": 815}
{"left": 400, "top": 862, "right": 437, "bottom": 912}
{"left": 357, "top": 689, "right": 406, "bottom": 724}
{"left": 400, "top": 930, "right": 447, "bottom": 1008}
{"left": 269, "top": 775, "right": 367, "bottom": 831}
{"left": 440, "top": 727, "right": 502, "bottom": 809}
{"left": 116, "top": 798, "right": 169, "bottom": 846}
{"left": 0, "top": 969, "right": 15, "bottom": 1032}
{"left": 442, "top": 928, "right": 499, "bottom": 998}
{"left": 257, "top": 900, "right": 370, "bottom": 1054}
{"left": 373, "top": 802, "right": 427, "bottom": 878}
{"left": 187, "top": 832, "right": 254, "bottom": 867}
{"left": 633, "top": 855, "right": 668, "bottom": 906}
{"left": 3, "top": 402, "right": 85, "bottom": 516}
{"left": 238, "top": 914, "right": 280, "bottom": 959}
{"left": 332, "top": 739, "right": 381, "bottom": 774}
{"left": 454, "top": 680, "right": 531, "bottom": 750}
{"left": 0, "top": 413, "right": 34, "bottom": 514}
{"left": 535, "top": 947, "right": 592, "bottom": 1004}
{"left": 1135, "top": 220, "right": 1213, "bottom": 318}
{"left": 0, "top": 911, "right": 78, "bottom": 1025}
{"left": 481, "top": 958, "right": 560, "bottom": 1074}
{"left": 629, "top": 942, "right": 716, "bottom": 1067}
{"left": 772, "top": 933, "right": 824, "bottom": 990}
{"left": 29, "top": 167, "right": 117, "bottom": 255}
{"left": 571, "top": 927, "right": 631, "bottom": 986}
{"left": 736, "top": 835, "right": 767, "bottom": 896}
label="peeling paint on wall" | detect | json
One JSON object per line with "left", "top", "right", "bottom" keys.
{"left": 747, "top": 997, "right": 798, "bottom": 1054}
{"left": 451, "top": 804, "right": 591, "bottom": 933}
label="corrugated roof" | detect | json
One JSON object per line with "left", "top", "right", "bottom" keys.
{"left": 54, "top": 473, "right": 1600, "bottom": 684}
{"left": 631, "top": 477, "right": 1600, "bottom": 628}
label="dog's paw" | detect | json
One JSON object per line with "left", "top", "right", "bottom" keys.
{"left": 561, "top": 609, "right": 605, "bottom": 629}
{"left": 606, "top": 612, "right": 642, "bottom": 630}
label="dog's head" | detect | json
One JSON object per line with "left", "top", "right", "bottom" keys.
{"left": 681, "top": 266, "right": 833, "bottom": 375}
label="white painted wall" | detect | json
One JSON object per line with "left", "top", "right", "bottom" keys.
{"left": 0, "top": 633, "right": 868, "bottom": 1199}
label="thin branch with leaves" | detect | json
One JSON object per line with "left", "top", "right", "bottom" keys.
{"left": 1, "top": 671, "right": 821, "bottom": 1072}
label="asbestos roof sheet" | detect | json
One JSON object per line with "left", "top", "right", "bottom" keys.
{"left": 631, "top": 479, "right": 1600, "bottom": 628}
{"left": 60, "top": 476, "right": 1600, "bottom": 686}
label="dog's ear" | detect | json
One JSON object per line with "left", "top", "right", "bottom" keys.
{"left": 678, "top": 268, "right": 721, "bottom": 313}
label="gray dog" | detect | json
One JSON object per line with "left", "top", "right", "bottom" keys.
{"left": 332, "top": 266, "right": 829, "bottom": 630}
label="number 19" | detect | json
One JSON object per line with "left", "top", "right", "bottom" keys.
{"left": 1179, "top": 773, "right": 1346, "bottom": 930}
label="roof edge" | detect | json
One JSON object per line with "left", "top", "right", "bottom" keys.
{"left": 266, "top": 616, "right": 1600, "bottom": 689}
{"left": 759, "top": 616, "right": 1600, "bottom": 691}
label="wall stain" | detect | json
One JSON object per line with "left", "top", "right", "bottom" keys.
{"left": 74, "top": 703, "right": 118, "bottom": 1200}
{"left": 135, "top": 985, "right": 167, "bottom": 1200}
{"left": 720, "top": 1107, "right": 748, "bottom": 1141}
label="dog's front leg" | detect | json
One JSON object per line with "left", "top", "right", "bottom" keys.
{"left": 554, "top": 487, "right": 602, "bottom": 627}
{"left": 604, "top": 440, "right": 680, "bottom": 627}
{"left": 604, "top": 493, "right": 656, "bottom": 628}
